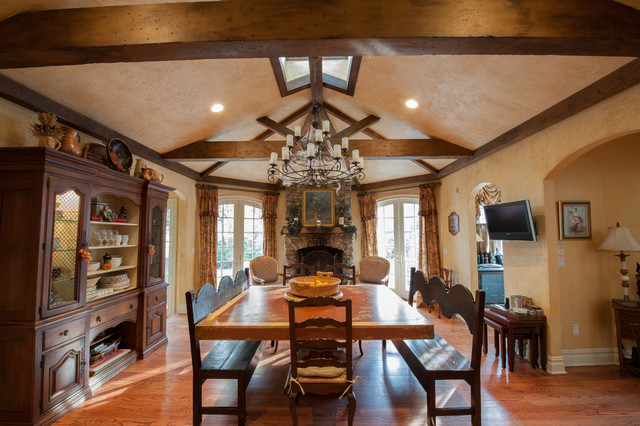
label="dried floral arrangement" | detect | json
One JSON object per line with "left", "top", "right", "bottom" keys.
{"left": 30, "top": 112, "right": 64, "bottom": 139}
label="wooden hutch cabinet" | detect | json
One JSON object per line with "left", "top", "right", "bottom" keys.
{"left": 0, "top": 148, "right": 172, "bottom": 425}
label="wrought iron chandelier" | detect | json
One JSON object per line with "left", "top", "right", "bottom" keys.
{"left": 267, "top": 106, "right": 365, "bottom": 187}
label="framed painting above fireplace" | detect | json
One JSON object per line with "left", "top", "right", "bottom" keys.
{"left": 303, "top": 190, "right": 334, "bottom": 226}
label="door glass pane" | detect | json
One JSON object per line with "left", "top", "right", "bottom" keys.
{"left": 243, "top": 205, "right": 263, "bottom": 269}
{"left": 377, "top": 203, "right": 396, "bottom": 289}
{"left": 50, "top": 190, "right": 81, "bottom": 307}
{"left": 403, "top": 202, "right": 419, "bottom": 291}
{"left": 217, "top": 203, "right": 235, "bottom": 281}
{"left": 149, "top": 206, "right": 163, "bottom": 280}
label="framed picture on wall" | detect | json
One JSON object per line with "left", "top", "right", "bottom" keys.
{"left": 558, "top": 201, "right": 591, "bottom": 239}
{"left": 303, "top": 190, "right": 334, "bottom": 227}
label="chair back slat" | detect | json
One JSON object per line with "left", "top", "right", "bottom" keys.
{"left": 288, "top": 297, "right": 353, "bottom": 380}
{"left": 296, "top": 339, "right": 347, "bottom": 350}
{"left": 298, "top": 317, "right": 346, "bottom": 328}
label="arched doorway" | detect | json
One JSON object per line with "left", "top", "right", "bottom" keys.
{"left": 474, "top": 183, "right": 504, "bottom": 304}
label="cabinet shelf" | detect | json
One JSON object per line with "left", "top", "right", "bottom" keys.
{"left": 90, "top": 221, "right": 138, "bottom": 227}
{"left": 89, "top": 244, "right": 137, "bottom": 250}
{"left": 87, "top": 265, "right": 136, "bottom": 277}
{"left": 87, "top": 284, "right": 136, "bottom": 302}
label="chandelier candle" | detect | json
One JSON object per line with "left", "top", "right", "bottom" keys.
{"left": 266, "top": 105, "right": 365, "bottom": 187}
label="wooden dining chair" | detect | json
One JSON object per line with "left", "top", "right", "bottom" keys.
{"left": 287, "top": 297, "right": 357, "bottom": 426}
{"left": 323, "top": 263, "right": 356, "bottom": 286}
{"left": 283, "top": 263, "right": 315, "bottom": 286}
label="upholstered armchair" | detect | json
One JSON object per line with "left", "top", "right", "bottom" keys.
{"left": 249, "top": 255, "right": 283, "bottom": 285}
{"left": 357, "top": 256, "right": 390, "bottom": 286}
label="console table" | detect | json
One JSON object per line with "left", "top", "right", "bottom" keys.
{"left": 483, "top": 307, "right": 547, "bottom": 372}
{"left": 611, "top": 299, "right": 640, "bottom": 376}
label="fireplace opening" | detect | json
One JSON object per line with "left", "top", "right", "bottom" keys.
{"left": 298, "top": 246, "right": 343, "bottom": 273}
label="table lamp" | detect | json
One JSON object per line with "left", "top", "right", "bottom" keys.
{"left": 597, "top": 223, "right": 640, "bottom": 302}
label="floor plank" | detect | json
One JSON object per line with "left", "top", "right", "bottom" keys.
{"left": 55, "top": 305, "right": 640, "bottom": 425}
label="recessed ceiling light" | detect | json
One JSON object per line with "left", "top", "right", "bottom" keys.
{"left": 405, "top": 99, "right": 419, "bottom": 109}
{"left": 210, "top": 103, "right": 224, "bottom": 113}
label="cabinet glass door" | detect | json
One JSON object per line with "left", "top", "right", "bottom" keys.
{"left": 148, "top": 205, "right": 164, "bottom": 283}
{"left": 49, "top": 189, "right": 82, "bottom": 309}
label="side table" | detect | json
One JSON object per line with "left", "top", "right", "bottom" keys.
{"left": 484, "top": 307, "right": 547, "bottom": 372}
{"left": 611, "top": 299, "right": 640, "bottom": 376}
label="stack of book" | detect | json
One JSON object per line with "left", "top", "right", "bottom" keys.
{"left": 89, "top": 349, "right": 131, "bottom": 377}
{"left": 490, "top": 304, "right": 545, "bottom": 320}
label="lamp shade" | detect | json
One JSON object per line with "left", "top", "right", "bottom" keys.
{"left": 597, "top": 223, "right": 640, "bottom": 252}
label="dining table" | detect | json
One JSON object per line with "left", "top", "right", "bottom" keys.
{"left": 195, "top": 284, "right": 434, "bottom": 342}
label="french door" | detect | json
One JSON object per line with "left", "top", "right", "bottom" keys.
{"left": 377, "top": 198, "right": 419, "bottom": 299}
{"left": 217, "top": 200, "right": 264, "bottom": 282}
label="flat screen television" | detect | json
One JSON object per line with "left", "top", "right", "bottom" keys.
{"left": 483, "top": 200, "right": 537, "bottom": 241}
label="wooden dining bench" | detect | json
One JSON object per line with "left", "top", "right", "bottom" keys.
{"left": 392, "top": 267, "right": 485, "bottom": 426}
{"left": 186, "top": 270, "right": 265, "bottom": 425}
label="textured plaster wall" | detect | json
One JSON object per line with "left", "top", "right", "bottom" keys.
{"left": 553, "top": 135, "right": 640, "bottom": 351}
{"left": 0, "top": 97, "right": 198, "bottom": 315}
{"left": 439, "top": 84, "right": 640, "bottom": 365}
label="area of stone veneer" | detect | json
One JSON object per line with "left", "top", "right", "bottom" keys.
{"left": 284, "top": 184, "right": 354, "bottom": 266}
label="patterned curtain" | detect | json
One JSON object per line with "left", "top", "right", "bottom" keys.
{"left": 196, "top": 184, "right": 218, "bottom": 288}
{"left": 475, "top": 184, "right": 501, "bottom": 253}
{"left": 358, "top": 192, "right": 378, "bottom": 257}
{"left": 475, "top": 183, "right": 501, "bottom": 219}
{"left": 262, "top": 192, "right": 279, "bottom": 258}
{"left": 418, "top": 183, "right": 441, "bottom": 277}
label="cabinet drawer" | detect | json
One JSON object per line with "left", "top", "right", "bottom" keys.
{"left": 146, "top": 288, "right": 167, "bottom": 307}
{"left": 90, "top": 298, "right": 138, "bottom": 329}
{"left": 43, "top": 317, "right": 86, "bottom": 351}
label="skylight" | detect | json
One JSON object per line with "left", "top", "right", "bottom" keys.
{"left": 274, "top": 56, "right": 359, "bottom": 95}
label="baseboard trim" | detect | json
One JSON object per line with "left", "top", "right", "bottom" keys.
{"left": 176, "top": 302, "right": 186, "bottom": 314}
{"left": 562, "top": 348, "right": 617, "bottom": 367}
{"left": 546, "top": 355, "right": 567, "bottom": 375}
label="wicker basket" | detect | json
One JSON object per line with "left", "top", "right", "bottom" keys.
{"left": 289, "top": 276, "right": 340, "bottom": 297}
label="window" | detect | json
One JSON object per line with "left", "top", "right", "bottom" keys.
{"left": 216, "top": 200, "right": 263, "bottom": 282}
{"left": 377, "top": 198, "right": 419, "bottom": 299}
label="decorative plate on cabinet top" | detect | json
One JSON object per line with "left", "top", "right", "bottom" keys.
{"left": 107, "top": 138, "right": 133, "bottom": 174}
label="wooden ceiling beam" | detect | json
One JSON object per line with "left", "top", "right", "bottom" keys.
{"left": 356, "top": 174, "right": 438, "bottom": 192}
{"left": 324, "top": 104, "right": 385, "bottom": 140}
{"left": 412, "top": 160, "right": 439, "bottom": 174}
{"left": 330, "top": 115, "right": 380, "bottom": 141}
{"left": 310, "top": 57, "right": 323, "bottom": 107}
{"left": 199, "top": 162, "right": 226, "bottom": 177}
{"left": 1, "top": 0, "right": 639, "bottom": 68}
{"left": 162, "top": 138, "right": 472, "bottom": 161}
{"left": 201, "top": 175, "right": 280, "bottom": 191}
{"left": 439, "top": 57, "right": 640, "bottom": 178}
{"left": 0, "top": 73, "right": 201, "bottom": 181}
{"left": 254, "top": 102, "right": 312, "bottom": 141}
{"left": 256, "top": 116, "right": 295, "bottom": 137}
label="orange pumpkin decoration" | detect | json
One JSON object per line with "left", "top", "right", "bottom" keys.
{"left": 102, "top": 263, "right": 112, "bottom": 270}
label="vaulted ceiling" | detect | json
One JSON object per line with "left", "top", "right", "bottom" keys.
{"left": 0, "top": 1, "right": 639, "bottom": 190}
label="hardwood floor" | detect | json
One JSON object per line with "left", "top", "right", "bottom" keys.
{"left": 55, "top": 306, "right": 640, "bottom": 425}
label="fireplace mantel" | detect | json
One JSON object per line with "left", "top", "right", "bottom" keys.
{"left": 281, "top": 226, "right": 356, "bottom": 236}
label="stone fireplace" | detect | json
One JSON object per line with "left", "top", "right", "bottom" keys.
{"left": 284, "top": 184, "right": 354, "bottom": 268}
